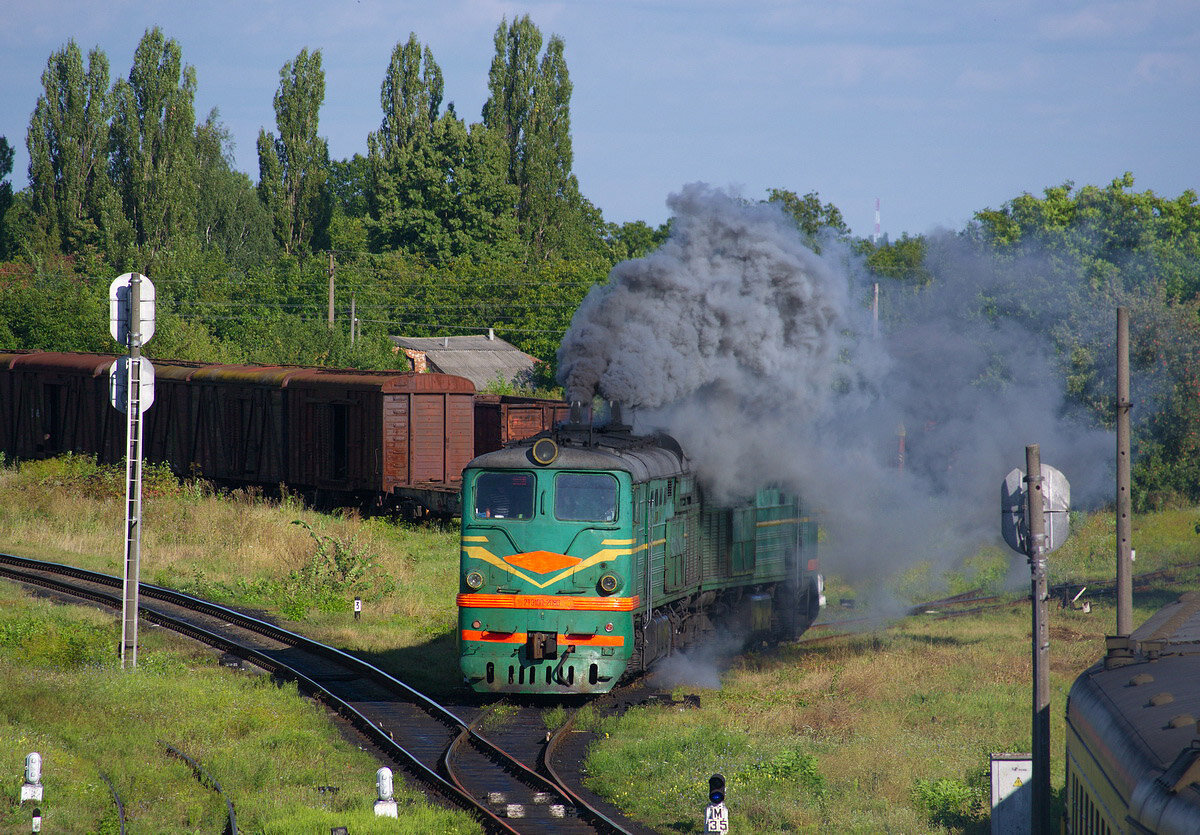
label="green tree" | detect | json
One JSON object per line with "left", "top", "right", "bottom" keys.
{"left": 110, "top": 28, "right": 198, "bottom": 259}
{"left": 27, "top": 42, "right": 124, "bottom": 258}
{"left": 367, "top": 36, "right": 518, "bottom": 262}
{"left": 371, "top": 34, "right": 443, "bottom": 157}
{"left": 972, "top": 173, "right": 1200, "bottom": 299}
{"left": 972, "top": 173, "right": 1200, "bottom": 507}
{"left": 194, "top": 111, "right": 275, "bottom": 268}
{"left": 605, "top": 219, "right": 670, "bottom": 261}
{"left": 766, "top": 188, "right": 848, "bottom": 252}
{"left": 860, "top": 233, "right": 932, "bottom": 284}
{"left": 257, "top": 48, "right": 331, "bottom": 254}
{"left": 0, "top": 136, "right": 14, "bottom": 258}
{"left": 329, "top": 154, "right": 371, "bottom": 219}
{"left": 482, "top": 16, "right": 595, "bottom": 260}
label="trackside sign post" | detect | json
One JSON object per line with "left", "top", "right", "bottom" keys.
{"left": 1001, "top": 446, "right": 1070, "bottom": 835}
{"left": 705, "top": 773, "right": 728, "bottom": 832}
{"left": 109, "top": 273, "right": 155, "bottom": 669}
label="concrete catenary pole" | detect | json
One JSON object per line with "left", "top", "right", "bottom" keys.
{"left": 328, "top": 251, "right": 336, "bottom": 329}
{"left": 1116, "top": 307, "right": 1133, "bottom": 636}
{"left": 1025, "top": 443, "right": 1050, "bottom": 835}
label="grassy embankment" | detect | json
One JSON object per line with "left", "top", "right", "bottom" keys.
{"left": 0, "top": 454, "right": 478, "bottom": 832}
{"left": 1, "top": 453, "right": 1198, "bottom": 832}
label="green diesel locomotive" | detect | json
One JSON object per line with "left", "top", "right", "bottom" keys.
{"left": 457, "top": 415, "right": 823, "bottom": 694}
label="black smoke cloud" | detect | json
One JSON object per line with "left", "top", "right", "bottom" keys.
{"left": 558, "top": 183, "right": 1112, "bottom": 586}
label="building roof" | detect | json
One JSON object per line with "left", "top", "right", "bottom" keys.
{"left": 389, "top": 333, "right": 539, "bottom": 390}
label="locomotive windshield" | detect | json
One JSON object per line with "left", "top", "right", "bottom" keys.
{"left": 474, "top": 471, "right": 535, "bottom": 520}
{"left": 554, "top": 472, "right": 618, "bottom": 522}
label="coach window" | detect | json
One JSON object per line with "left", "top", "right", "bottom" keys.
{"left": 554, "top": 472, "right": 618, "bottom": 522}
{"left": 474, "top": 472, "right": 535, "bottom": 520}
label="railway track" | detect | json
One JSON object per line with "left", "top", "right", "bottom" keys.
{"left": 0, "top": 553, "right": 645, "bottom": 834}
{"left": 801, "top": 567, "right": 1200, "bottom": 645}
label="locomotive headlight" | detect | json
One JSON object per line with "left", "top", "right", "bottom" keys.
{"left": 598, "top": 573, "right": 620, "bottom": 594}
{"left": 465, "top": 571, "right": 485, "bottom": 590}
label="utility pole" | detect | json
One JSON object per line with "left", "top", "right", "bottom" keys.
{"left": 328, "top": 251, "right": 336, "bottom": 329}
{"left": 1116, "top": 307, "right": 1133, "bottom": 636}
{"left": 872, "top": 282, "right": 879, "bottom": 338}
{"left": 1025, "top": 444, "right": 1050, "bottom": 835}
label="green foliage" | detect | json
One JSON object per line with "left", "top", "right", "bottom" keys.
{"left": 28, "top": 41, "right": 122, "bottom": 261}
{"left": 860, "top": 232, "right": 933, "bottom": 284}
{"left": 766, "top": 187, "right": 849, "bottom": 252}
{"left": 483, "top": 16, "right": 599, "bottom": 261}
{"left": 742, "top": 748, "right": 826, "bottom": 795}
{"left": 911, "top": 773, "right": 989, "bottom": 831}
{"left": 11, "top": 453, "right": 186, "bottom": 500}
{"left": 604, "top": 219, "right": 670, "bottom": 261}
{"left": 257, "top": 48, "right": 332, "bottom": 255}
{"left": 0, "top": 137, "right": 17, "bottom": 260}
{"left": 194, "top": 112, "right": 275, "bottom": 268}
{"left": 0, "top": 609, "right": 111, "bottom": 668}
{"left": 110, "top": 27, "right": 199, "bottom": 257}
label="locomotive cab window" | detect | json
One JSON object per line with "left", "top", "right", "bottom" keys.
{"left": 474, "top": 472, "right": 535, "bottom": 520}
{"left": 554, "top": 472, "right": 618, "bottom": 522}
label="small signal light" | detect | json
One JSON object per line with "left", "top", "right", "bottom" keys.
{"left": 465, "top": 571, "right": 484, "bottom": 589}
{"left": 604, "top": 622, "right": 614, "bottom": 632}
{"left": 709, "top": 773, "right": 726, "bottom": 804}
{"left": 472, "top": 620, "right": 482, "bottom": 629}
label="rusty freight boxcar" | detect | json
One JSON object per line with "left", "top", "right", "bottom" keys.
{"left": 0, "top": 350, "right": 552, "bottom": 514}
{"left": 473, "top": 394, "right": 572, "bottom": 456}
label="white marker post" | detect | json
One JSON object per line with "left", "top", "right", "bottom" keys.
{"left": 374, "top": 767, "right": 398, "bottom": 817}
{"left": 109, "top": 273, "right": 155, "bottom": 669}
{"left": 20, "top": 752, "right": 43, "bottom": 803}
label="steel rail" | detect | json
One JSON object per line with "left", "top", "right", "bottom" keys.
{"left": 0, "top": 553, "right": 644, "bottom": 834}
{"left": 161, "top": 741, "right": 238, "bottom": 835}
{"left": 542, "top": 694, "right": 644, "bottom": 835}
{"left": 0, "top": 554, "right": 521, "bottom": 834}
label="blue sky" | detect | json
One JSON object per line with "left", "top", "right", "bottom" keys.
{"left": 2, "top": 0, "right": 1198, "bottom": 238}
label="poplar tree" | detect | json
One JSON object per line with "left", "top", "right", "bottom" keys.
{"left": 257, "top": 48, "right": 331, "bottom": 254}
{"left": 482, "top": 16, "right": 594, "bottom": 260}
{"left": 110, "top": 28, "right": 198, "bottom": 255}
{"left": 27, "top": 41, "right": 121, "bottom": 255}
{"left": 0, "top": 136, "right": 14, "bottom": 258}
{"left": 370, "top": 33, "right": 443, "bottom": 158}
{"left": 367, "top": 35, "right": 517, "bottom": 262}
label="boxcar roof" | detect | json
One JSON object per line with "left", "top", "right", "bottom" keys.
{"left": 1, "top": 351, "right": 475, "bottom": 394}
{"left": 2, "top": 351, "right": 117, "bottom": 375}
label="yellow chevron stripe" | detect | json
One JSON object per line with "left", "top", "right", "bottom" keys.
{"left": 462, "top": 544, "right": 635, "bottom": 589}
